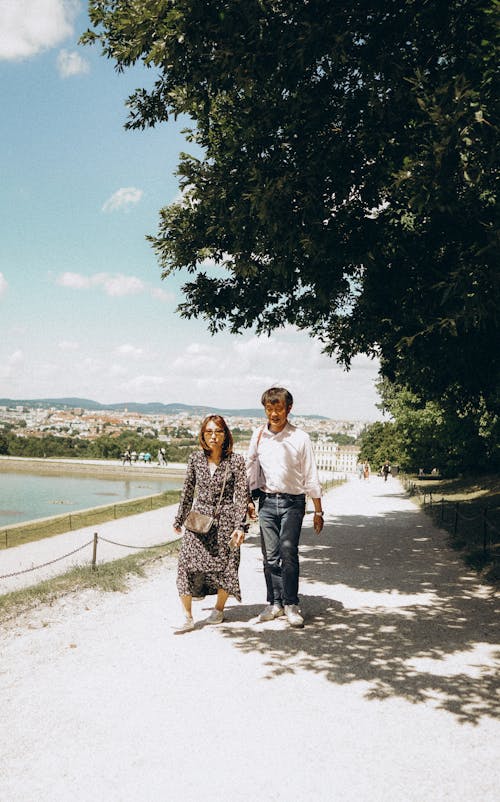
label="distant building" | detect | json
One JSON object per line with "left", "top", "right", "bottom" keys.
{"left": 335, "top": 445, "right": 360, "bottom": 474}
{"left": 312, "top": 440, "right": 359, "bottom": 474}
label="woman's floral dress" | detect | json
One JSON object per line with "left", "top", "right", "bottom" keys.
{"left": 174, "top": 450, "right": 249, "bottom": 600}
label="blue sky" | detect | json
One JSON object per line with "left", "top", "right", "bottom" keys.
{"left": 0, "top": 0, "right": 383, "bottom": 420}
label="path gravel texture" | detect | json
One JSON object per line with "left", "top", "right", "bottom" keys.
{"left": 1, "top": 476, "right": 499, "bottom": 802}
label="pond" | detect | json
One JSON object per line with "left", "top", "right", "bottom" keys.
{"left": 0, "top": 471, "right": 184, "bottom": 527}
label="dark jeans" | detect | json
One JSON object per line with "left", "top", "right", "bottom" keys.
{"left": 258, "top": 493, "right": 306, "bottom": 607}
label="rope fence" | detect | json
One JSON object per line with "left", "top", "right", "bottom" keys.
{"left": 0, "top": 532, "right": 179, "bottom": 581}
{"left": 403, "top": 479, "right": 500, "bottom": 557}
{"left": 0, "top": 490, "right": 181, "bottom": 551}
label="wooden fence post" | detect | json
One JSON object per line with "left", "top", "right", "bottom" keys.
{"left": 483, "top": 508, "right": 489, "bottom": 554}
{"left": 92, "top": 532, "right": 98, "bottom": 570}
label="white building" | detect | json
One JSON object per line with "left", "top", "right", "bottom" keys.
{"left": 312, "top": 440, "right": 360, "bottom": 477}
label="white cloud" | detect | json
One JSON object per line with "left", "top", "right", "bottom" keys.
{"left": 150, "top": 287, "right": 174, "bottom": 303}
{"left": 56, "top": 271, "right": 146, "bottom": 297}
{"left": 102, "top": 187, "right": 143, "bottom": 213}
{"left": 171, "top": 342, "right": 219, "bottom": 374}
{"left": 0, "top": 349, "right": 24, "bottom": 379}
{"left": 100, "top": 274, "right": 145, "bottom": 297}
{"left": 122, "top": 375, "right": 167, "bottom": 392}
{"left": 80, "top": 356, "right": 102, "bottom": 374}
{"left": 5, "top": 329, "right": 382, "bottom": 420}
{"left": 56, "top": 48, "right": 89, "bottom": 77}
{"left": 110, "top": 364, "right": 127, "bottom": 377}
{"left": 0, "top": 272, "right": 8, "bottom": 298}
{"left": 0, "top": 0, "right": 79, "bottom": 61}
{"left": 56, "top": 271, "right": 90, "bottom": 289}
{"left": 163, "top": 332, "right": 383, "bottom": 420}
{"left": 116, "top": 344, "right": 144, "bottom": 359}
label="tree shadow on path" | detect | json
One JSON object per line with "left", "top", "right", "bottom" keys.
{"left": 221, "top": 484, "right": 500, "bottom": 725}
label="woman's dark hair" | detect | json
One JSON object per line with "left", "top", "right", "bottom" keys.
{"left": 261, "top": 387, "right": 293, "bottom": 408}
{"left": 199, "top": 415, "right": 233, "bottom": 458}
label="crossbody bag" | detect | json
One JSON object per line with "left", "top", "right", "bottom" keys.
{"left": 184, "top": 461, "right": 230, "bottom": 535}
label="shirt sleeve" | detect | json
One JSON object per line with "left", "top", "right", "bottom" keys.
{"left": 246, "top": 426, "right": 263, "bottom": 492}
{"left": 301, "top": 433, "right": 322, "bottom": 498}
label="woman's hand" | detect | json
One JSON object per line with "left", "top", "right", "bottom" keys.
{"left": 230, "top": 529, "right": 245, "bottom": 548}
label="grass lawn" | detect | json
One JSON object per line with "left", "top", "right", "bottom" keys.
{"left": 406, "top": 473, "right": 500, "bottom": 584}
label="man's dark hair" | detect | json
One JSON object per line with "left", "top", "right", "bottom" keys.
{"left": 261, "top": 387, "right": 293, "bottom": 408}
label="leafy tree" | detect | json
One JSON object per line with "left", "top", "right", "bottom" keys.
{"left": 357, "top": 421, "right": 399, "bottom": 471}
{"left": 82, "top": 1, "right": 499, "bottom": 415}
{"left": 373, "top": 378, "right": 500, "bottom": 474}
{"left": 329, "top": 433, "right": 356, "bottom": 446}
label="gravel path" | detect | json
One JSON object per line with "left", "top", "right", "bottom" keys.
{"left": 1, "top": 476, "right": 499, "bottom": 802}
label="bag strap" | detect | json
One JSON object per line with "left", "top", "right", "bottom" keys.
{"left": 213, "top": 461, "right": 230, "bottom": 518}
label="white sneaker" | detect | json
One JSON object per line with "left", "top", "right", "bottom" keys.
{"left": 206, "top": 608, "right": 224, "bottom": 625}
{"left": 175, "top": 616, "right": 194, "bottom": 634}
{"left": 258, "top": 604, "right": 285, "bottom": 622}
{"left": 284, "top": 604, "right": 304, "bottom": 628}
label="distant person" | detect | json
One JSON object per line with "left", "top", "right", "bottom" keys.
{"left": 173, "top": 415, "right": 249, "bottom": 633}
{"left": 382, "top": 461, "right": 391, "bottom": 482}
{"left": 363, "top": 461, "right": 370, "bottom": 480}
{"left": 357, "top": 461, "right": 363, "bottom": 480}
{"left": 122, "top": 449, "right": 131, "bottom": 466}
{"left": 247, "top": 387, "right": 323, "bottom": 629}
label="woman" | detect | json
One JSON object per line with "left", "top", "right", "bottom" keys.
{"left": 173, "top": 415, "right": 248, "bottom": 633}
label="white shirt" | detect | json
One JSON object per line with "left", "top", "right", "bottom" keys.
{"left": 247, "top": 421, "right": 322, "bottom": 498}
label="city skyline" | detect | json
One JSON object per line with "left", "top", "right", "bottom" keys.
{"left": 0, "top": 2, "right": 384, "bottom": 422}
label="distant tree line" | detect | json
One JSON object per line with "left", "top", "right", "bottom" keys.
{"left": 0, "top": 431, "right": 197, "bottom": 464}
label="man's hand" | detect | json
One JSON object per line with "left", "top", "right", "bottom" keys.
{"left": 313, "top": 512, "right": 324, "bottom": 534}
{"left": 247, "top": 501, "right": 258, "bottom": 520}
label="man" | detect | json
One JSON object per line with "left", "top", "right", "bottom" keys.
{"left": 247, "top": 387, "right": 324, "bottom": 628}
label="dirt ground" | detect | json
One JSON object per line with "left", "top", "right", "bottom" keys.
{"left": 1, "top": 476, "right": 499, "bottom": 802}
